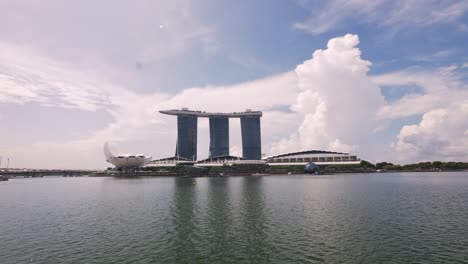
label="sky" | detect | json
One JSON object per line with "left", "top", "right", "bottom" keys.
{"left": 1, "top": 0, "right": 468, "bottom": 169}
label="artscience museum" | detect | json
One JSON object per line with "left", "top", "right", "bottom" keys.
{"left": 104, "top": 142, "right": 152, "bottom": 169}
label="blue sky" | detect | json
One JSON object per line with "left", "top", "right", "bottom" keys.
{"left": 1, "top": 0, "right": 467, "bottom": 168}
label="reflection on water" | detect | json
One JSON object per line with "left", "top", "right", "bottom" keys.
{"left": 171, "top": 177, "right": 198, "bottom": 263}
{"left": 239, "top": 176, "right": 273, "bottom": 263}
{"left": 1, "top": 173, "right": 468, "bottom": 264}
{"left": 204, "top": 177, "right": 234, "bottom": 261}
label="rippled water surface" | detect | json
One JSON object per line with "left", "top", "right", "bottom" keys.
{"left": 1, "top": 172, "right": 468, "bottom": 263}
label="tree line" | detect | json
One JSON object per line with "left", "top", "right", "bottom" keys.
{"left": 360, "top": 160, "right": 468, "bottom": 171}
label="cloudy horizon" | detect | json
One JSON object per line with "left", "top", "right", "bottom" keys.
{"left": 1, "top": 0, "right": 467, "bottom": 169}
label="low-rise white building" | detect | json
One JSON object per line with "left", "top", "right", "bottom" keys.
{"left": 264, "top": 150, "right": 360, "bottom": 165}
{"left": 196, "top": 155, "right": 265, "bottom": 167}
{"left": 146, "top": 157, "right": 194, "bottom": 167}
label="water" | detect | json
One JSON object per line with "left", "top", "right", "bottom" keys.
{"left": 1, "top": 173, "right": 468, "bottom": 264}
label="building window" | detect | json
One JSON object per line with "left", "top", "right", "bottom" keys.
{"left": 312, "top": 158, "right": 318, "bottom": 162}
{"left": 305, "top": 158, "right": 311, "bottom": 162}
{"left": 290, "top": 158, "right": 297, "bottom": 162}
{"left": 319, "top": 157, "right": 326, "bottom": 162}
{"left": 297, "top": 158, "right": 304, "bottom": 162}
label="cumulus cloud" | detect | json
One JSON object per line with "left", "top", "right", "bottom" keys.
{"left": 271, "top": 34, "right": 385, "bottom": 155}
{"left": 393, "top": 102, "right": 468, "bottom": 162}
{"left": 294, "top": 0, "right": 468, "bottom": 35}
{"left": 374, "top": 65, "right": 468, "bottom": 162}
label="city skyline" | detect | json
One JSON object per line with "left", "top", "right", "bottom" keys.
{"left": 1, "top": 1, "right": 467, "bottom": 169}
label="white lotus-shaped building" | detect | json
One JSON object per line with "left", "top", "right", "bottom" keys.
{"left": 104, "top": 142, "right": 152, "bottom": 168}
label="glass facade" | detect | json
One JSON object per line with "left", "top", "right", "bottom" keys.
{"left": 240, "top": 117, "right": 262, "bottom": 160}
{"left": 162, "top": 109, "right": 262, "bottom": 161}
{"left": 176, "top": 115, "right": 198, "bottom": 160}
{"left": 209, "top": 117, "right": 229, "bottom": 158}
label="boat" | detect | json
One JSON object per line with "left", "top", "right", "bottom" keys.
{"left": 251, "top": 173, "right": 269, "bottom": 176}
{"left": 0, "top": 176, "right": 8, "bottom": 181}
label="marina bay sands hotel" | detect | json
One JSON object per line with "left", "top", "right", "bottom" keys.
{"left": 160, "top": 108, "right": 262, "bottom": 161}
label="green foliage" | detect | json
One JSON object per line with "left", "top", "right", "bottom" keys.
{"left": 371, "top": 160, "right": 467, "bottom": 172}
{"left": 360, "top": 160, "right": 375, "bottom": 169}
{"left": 432, "top": 161, "right": 442, "bottom": 169}
{"left": 319, "top": 163, "right": 369, "bottom": 173}
{"left": 382, "top": 164, "right": 402, "bottom": 170}
{"left": 400, "top": 161, "right": 468, "bottom": 171}
{"left": 440, "top": 162, "right": 468, "bottom": 170}
{"left": 376, "top": 162, "right": 393, "bottom": 170}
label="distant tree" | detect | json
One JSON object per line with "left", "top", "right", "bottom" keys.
{"left": 432, "top": 161, "right": 442, "bottom": 169}
{"left": 376, "top": 162, "right": 394, "bottom": 170}
{"left": 418, "top": 162, "right": 433, "bottom": 170}
{"left": 460, "top": 162, "right": 468, "bottom": 169}
{"left": 402, "top": 163, "right": 416, "bottom": 170}
{"left": 383, "top": 164, "right": 402, "bottom": 170}
{"left": 360, "top": 160, "right": 375, "bottom": 169}
{"left": 441, "top": 162, "right": 452, "bottom": 170}
{"left": 398, "top": 161, "right": 468, "bottom": 171}
{"left": 376, "top": 162, "right": 386, "bottom": 170}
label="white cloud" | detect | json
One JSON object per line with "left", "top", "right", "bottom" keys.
{"left": 374, "top": 65, "right": 468, "bottom": 119}
{"left": 410, "top": 49, "right": 456, "bottom": 62}
{"left": 0, "top": 0, "right": 218, "bottom": 73}
{"left": 374, "top": 65, "right": 468, "bottom": 162}
{"left": 294, "top": 0, "right": 468, "bottom": 35}
{"left": 393, "top": 102, "right": 468, "bottom": 162}
{"left": 271, "top": 34, "right": 385, "bottom": 155}
{"left": 0, "top": 42, "right": 116, "bottom": 111}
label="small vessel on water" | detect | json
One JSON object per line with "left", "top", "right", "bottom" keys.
{"left": 0, "top": 176, "right": 8, "bottom": 181}
{"left": 252, "top": 173, "right": 269, "bottom": 176}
